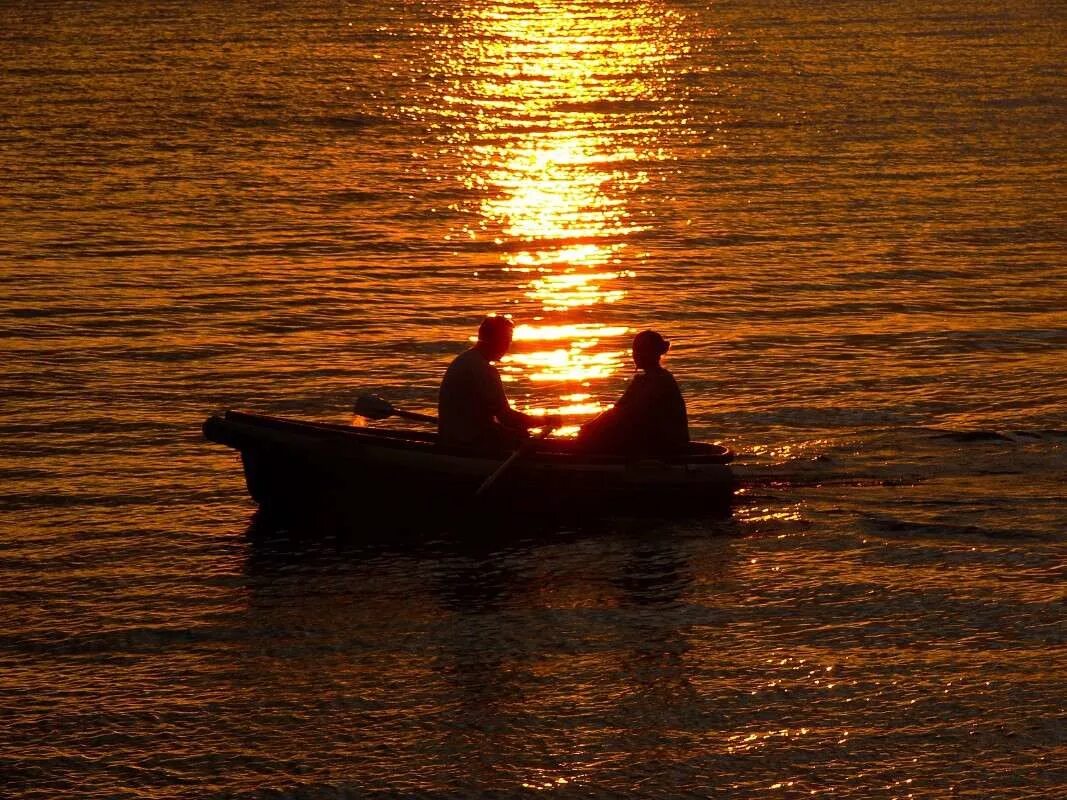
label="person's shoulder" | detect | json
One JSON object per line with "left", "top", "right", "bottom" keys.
{"left": 444, "top": 347, "right": 477, "bottom": 377}
{"left": 452, "top": 347, "right": 499, "bottom": 379}
{"left": 645, "top": 365, "right": 678, "bottom": 381}
{"left": 450, "top": 347, "right": 485, "bottom": 367}
{"left": 651, "top": 367, "right": 683, "bottom": 393}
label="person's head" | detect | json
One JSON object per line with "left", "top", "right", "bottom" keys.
{"left": 632, "top": 329, "right": 670, "bottom": 370}
{"left": 476, "top": 314, "right": 515, "bottom": 361}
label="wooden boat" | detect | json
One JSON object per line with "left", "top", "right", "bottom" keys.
{"left": 203, "top": 410, "right": 735, "bottom": 518}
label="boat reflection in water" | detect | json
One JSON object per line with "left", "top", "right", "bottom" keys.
{"left": 428, "top": 0, "right": 695, "bottom": 435}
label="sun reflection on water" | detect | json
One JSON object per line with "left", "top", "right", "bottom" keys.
{"left": 433, "top": 0, "right": 690, "bottom": 428}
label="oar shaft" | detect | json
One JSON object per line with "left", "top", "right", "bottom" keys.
{"left": 474, "top": 427, "right": 553, "bottom": 498}
{"left": 394, "top": 408, "right": 438, "bottom": 424}
{"left": 474, "top": 446, "right": 527, "bottom": 497}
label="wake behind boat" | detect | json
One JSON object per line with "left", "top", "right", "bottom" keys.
{"left": 203, "top": 410, "right": 735, "bottom": 520}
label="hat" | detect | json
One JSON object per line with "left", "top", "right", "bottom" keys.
{"left": 633, "top": 329, "right": 670, "bottom": 356}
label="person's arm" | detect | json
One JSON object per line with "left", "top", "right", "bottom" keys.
{"left": 610, "top": 373, "right": 657, "bottom": 421}
{"left": 577, "top": 376, "right": 638, "bottom": 444}
{"left": 591, "top": 372, "right": 670, "bottom": 435}
{"left": 499, "top": 402, "right": 563, "bottom": 431}
{"left": 484, "top": 363, "right": 540, "bottom": 430}
{"left": 659, "top": 371, "right": 690, "bottom": 446}
{"left": 629, "top": 370, "right": 688, "bottom": 451}
{"left": 499, "top": 404, "right": 536, "bottom": 430}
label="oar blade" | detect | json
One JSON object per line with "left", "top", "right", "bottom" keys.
{"left": 354, "top": 394, "right": 395, "bottom": 420}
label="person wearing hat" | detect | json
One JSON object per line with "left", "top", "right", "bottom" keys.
{"left": 438, "top": 315, "right": 562, "bottom": 452}
{"left": 577, "top": 330, "right": 689, "bottom": 456}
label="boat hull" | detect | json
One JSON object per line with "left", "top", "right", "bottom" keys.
{"left": 204, "top": 411, "right": 735, "bottom": 520}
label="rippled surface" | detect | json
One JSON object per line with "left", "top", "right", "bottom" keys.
{"left": 1, "top": 1, "right": 1065, "bottom": 797}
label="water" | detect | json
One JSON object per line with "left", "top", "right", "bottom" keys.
{"left": 1, "top": 0, "right": 1064, "bottom": 796}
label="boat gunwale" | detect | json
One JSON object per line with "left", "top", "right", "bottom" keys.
{"left": 208, "top": 410, "right": 734, "bottom": 466}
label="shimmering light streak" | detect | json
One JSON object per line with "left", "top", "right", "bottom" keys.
{"left": 513, "top": 323, "right": 629, "bottom": 342}
{"left": 430, "top": 0, "right": 689, "bottom": 424}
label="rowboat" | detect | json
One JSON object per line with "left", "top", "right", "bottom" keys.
{"left": 203, "top": 410, "right": 735, "bottom": 519}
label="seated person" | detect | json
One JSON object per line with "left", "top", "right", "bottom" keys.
{"left": 438, "top": 315, "right": 560, "bottom": 452}
{"left": 577, "top": 330, "right": 689, "bottom": 456}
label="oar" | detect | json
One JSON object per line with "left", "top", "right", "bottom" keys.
{"left": 474, "top": 424, "right": 556, "bottom": 498}
{"left": 354, "top": 394, "right": 438, "bottom": 425}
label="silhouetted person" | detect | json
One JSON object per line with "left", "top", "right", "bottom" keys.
{"left": 577, "top": 330, "right": 689, "bottom": 456}
{"left": 438, "top": 316, "right": 559, "bottom": 452}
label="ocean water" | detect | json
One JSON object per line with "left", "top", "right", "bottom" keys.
{"left": 1, "top": 0, "right": 1065, "bottom": 797}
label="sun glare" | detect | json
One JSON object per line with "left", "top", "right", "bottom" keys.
{"left": 435, "top": 1, "right": 688, "bottom": 427}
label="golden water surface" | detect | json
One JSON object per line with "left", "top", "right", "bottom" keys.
{"left": 417, "top": 0, "right": 697, "bottom": 430}
{"left": 1, "top": 0, "right": 1065, "bottom": 797}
